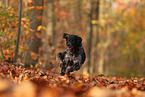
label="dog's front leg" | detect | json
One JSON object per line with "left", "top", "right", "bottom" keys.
{"left": 60, "top": 62, "right": 67, "bottom": 75}
{"left": 67, "top": 62, "right": 81, "bottom": 75}
{"left": 60, "top": 59, "right": 69, "bottom": 76}
{"left": 57, "top": 51, "right": 66, "bottom": 61}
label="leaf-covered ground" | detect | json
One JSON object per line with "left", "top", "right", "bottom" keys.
{"left": 0, "top": 62, "right": 145, "bottom": 97}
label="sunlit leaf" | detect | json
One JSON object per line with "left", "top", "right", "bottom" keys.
{"left": 37, "top": 25, "right": 46, "bottom": 31}
{"left": 27, "top": 6, "right": 35, "bottom": 10}
{"left": 28, "top": 0, "right": 33, "bottom": 3}
{"left": 0, "top": 32, "right": 4, "bottom": 36}
{"left": 0, "top": 56, "right": 4, "bottom": 60}
{"left": 35, "top": 6, "right": 44, "bottom": 10}
{"left": 91, "top": 20, "right": 97, "bottom": 24}
{"left": 10, "top": 32, "right": 14, "bottom": 37}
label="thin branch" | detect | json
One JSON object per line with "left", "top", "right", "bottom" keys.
{"left": 13, "top": 0, "right": 22, "bottom": 63}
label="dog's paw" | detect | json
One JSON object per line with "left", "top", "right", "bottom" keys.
{"left": 60, "top": 72, "right": 65, "bottom": 76}
{"left": 56, "top": 52, "right": 62, "bottom": 60}
{"left": 57, "top": 52, "right": 62, "bottom": 57}
{"left": 67, "top": 72, "right": 70, "bottom": 75}
{"left": 67, "top": 67, "right": 73, "bottom": 75}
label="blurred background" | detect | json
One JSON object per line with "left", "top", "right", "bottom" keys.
{"left": 0, "top": 0, "right": 144, "bottom": 77}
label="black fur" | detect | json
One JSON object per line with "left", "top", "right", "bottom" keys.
{"left": 57, "top": 33, "right": 86, "bottom": 75}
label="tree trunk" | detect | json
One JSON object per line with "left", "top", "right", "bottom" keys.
{"left": 87, "top": 0, "right": 100, "bottom": 75}
{"left": 98, "top": 28, "right": 112, "bottom": 74}
{"left": 23, "top": 0, "right": 43, "bottom": 67}
{"left": 43, "top": 0, "right": 54, "bottom": 69}
{"left": 92, "top": 0, "right": 100, "bottom": 74}
{"left": 98, "top": 51, "right": 105, "bottom": 73}
{"left": 87, "top": 0, "right": 93, "bottom": 75}
{"left": 14, "top": 0, "right": 22, "bottom": 64}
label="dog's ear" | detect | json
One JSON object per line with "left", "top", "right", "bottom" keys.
{"left": 77, "top": 36, "right": 82, "bottom": 44}
{"left": 63, "top": 33, "right": 69, "bottom": 39}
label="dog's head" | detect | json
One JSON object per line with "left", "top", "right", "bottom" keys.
{"left": 63, "top": 33, "right": 82, "bottom": 49}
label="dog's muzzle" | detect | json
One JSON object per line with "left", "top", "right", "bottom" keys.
{"left": 67, "top": 46, "right": 74, "bottom": 49}
{"left": 67, "top": 43, "right": 74, "bottom": 49}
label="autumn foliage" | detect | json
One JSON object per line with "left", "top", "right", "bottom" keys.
{"left": 0, "top": 62, "right": 145, "bottom": 97}
{"left": 0, "top": 0, "right": 145, "bottom": 96}
{"left": 0, "top": 0, "right": 145, "bottom": 76}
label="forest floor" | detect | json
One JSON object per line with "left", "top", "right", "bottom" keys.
{"left": 0, "top": 62, "right": 145, "bottom": 97}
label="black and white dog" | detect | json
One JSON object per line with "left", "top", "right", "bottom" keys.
{"left": 57, "top": 33, "right": 86, "bottom": 76}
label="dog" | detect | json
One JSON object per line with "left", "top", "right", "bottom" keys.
{"left": 57, "top": 33, "right": 86, "bottom": 76}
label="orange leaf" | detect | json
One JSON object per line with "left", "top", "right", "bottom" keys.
{"left": 10, "top": 32, "right": 14, "bottom": 37}
{"left": 27, "top": 6, "right": 35, "bottom": 10}
{"left": 31, "top": 52, "right": 40, "bottom": 60}
{"left": 28, "top": 0, "right": 33, "bottom": 3}
{"left": 36, "top": 6, "right": 44, "bottom": 10}
{"left": 37, "top": 25, "right": 43, "bottom": 31}
{"left": 37, "top": 25, "right": 46, "bottom": 31}
{"left": 35, "top": 31, "right": 43, "bottom": 39}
